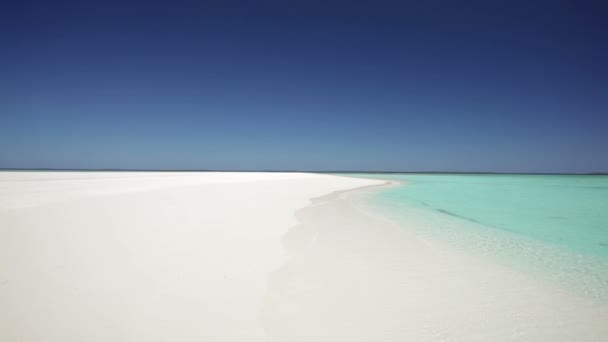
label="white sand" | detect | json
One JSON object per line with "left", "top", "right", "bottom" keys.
{"left": 0, "top": 172, "right": 383, "bottom": 341}
{"left": 1, "top": 172, "right": 606, "bottom": 341}
{"left": 263, "top": 184, "right": 608, "bottom": 341}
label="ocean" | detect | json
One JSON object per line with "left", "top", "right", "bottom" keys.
{"left": 344, "top": 174, "right": 608, "bottom": 301}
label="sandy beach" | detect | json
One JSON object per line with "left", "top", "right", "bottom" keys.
{"left": 0, "top": 172, "right": 383, "bottom": 341}
{"left": 1, "top": 172, "right": 606, "bottom": 341}
{"left": 263, "top": 181, "right": 608, "bottom": 341}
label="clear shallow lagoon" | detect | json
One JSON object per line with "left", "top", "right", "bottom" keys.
{"left": 343, "top": 174, "right": 608, "bottom": 301}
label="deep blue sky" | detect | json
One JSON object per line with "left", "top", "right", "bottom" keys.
{"left": 2, "top": 1, "right": 607, "bottom": 172}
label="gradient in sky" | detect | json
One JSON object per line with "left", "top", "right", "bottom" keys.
{"left": 2, "top": 0, "right": 607, "bottom": 172}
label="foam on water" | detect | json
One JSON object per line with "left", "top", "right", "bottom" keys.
{"left": 343, "top": 174, "right": 608, "bottom": 301}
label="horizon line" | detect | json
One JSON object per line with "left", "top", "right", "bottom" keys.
{"left": 0, "top": 168, "right": 606, "bottom": 175}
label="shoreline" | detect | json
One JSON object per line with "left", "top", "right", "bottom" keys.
{"left": 348, "top": 175, "right": 608, "bottom": 303}
{"left": 261, "top": 177, "right": 608, "bottom": 341}
{"left": 1, "top": 172, "right": 607, "bottom": 341}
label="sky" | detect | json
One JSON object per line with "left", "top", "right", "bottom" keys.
{"left": 2, "top": 0, "right": 607, "bottom": 172}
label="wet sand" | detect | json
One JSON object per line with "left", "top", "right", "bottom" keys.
{"left": 262, "top": 183, "right": 608, "bottom": 341}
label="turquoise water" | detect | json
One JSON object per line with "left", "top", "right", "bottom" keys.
{"left": 342, "top": 174, "right": 608, "bottom": 300}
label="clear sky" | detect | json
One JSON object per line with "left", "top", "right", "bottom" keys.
{"left": 2, "top": 1, "right": 607, "bottom": 172}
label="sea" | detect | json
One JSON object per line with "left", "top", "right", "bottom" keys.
{"left": 342, "top": 174, "right": 608, "bottom": 301}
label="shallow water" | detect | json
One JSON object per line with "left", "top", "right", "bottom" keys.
{"left": 340, "top": 174, "right": 608, "bottom": 301}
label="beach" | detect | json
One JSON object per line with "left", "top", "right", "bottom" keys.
{"left": 264, "top": 180, "right": 608, "bottom": 341}
{"left": 1, "top": 172, "right": 607, "bottom": 341}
